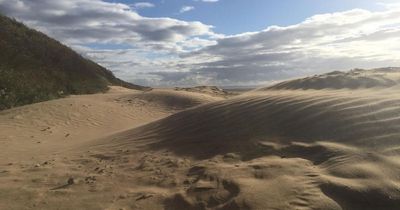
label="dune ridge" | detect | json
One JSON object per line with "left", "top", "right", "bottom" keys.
{"left": 111, "top": 89, "right": 400, "bottom": 155}
{"left": 264, "top": 67, "right": 400, "bottom": 90}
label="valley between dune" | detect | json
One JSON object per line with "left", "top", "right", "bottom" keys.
{"left": 2, "top": 70, "right": 400, "bottom": 210}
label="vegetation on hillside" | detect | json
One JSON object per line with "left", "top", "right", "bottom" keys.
{"left": 0, "top": 14, "right": 146, "bottom": 110}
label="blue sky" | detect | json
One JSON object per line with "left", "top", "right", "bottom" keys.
{"left": 115, "top": 0, "right": 392, "bottom": 34}
{"left": 1, "top": 0, "right": 400, "bottom": 86}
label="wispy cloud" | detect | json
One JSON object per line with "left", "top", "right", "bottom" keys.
{"left": 132, "top": 2, "right": 155, "bottom": 9}
{"left": 180, "top": 6, "right": 195, "bottom": 13}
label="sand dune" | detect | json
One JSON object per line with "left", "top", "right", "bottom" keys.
{"left": 0, "top": 86, "right": 227, "bottom": 210}
{"left": 2, "top": 71, "right": 400, "bottom": 210}
{"left": 117, "top": 88, "right": 226, "bottom": 111}
{"left": 0, "top": 86, "right": 222, "bottom": 163}
{"left": 265, "top": 67, "right": 400, "bottom": 90}
{"left": 174, "top": 86, "right": 231, "bottom": 97}
{"left": 81, "top": 87, "right": 400, "bottom": 209}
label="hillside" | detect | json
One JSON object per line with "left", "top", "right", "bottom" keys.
{"left": 0, "top": 14, "right": 146, "bottom": 110}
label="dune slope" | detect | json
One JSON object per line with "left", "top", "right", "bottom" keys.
{"left": 0, "top": 87, "right": 223, "bottom": 161}
{"left": 86, "top": 83, "right": 400, "bottom": 209}
{"left": 0, "top": 86, "right": 228, "bottom": 210}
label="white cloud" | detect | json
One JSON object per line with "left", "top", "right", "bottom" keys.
{"left": 0, "top": 0, "right": 215, "bottom": 51}
{"left": 180, "top": 6, "right": 195, "bottom": 13}
{"left": 132, "top": 2, "right": 155, "bottom": 9}
{"left": 172, "top": 7, "right": 400, "bottom": 86}
{"left": 111, "top": 4, "right": 400, "bottom": 85}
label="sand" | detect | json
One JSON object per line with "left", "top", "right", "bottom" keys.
{"left": 1, "top": 70, "right": 400, "bottom": 210}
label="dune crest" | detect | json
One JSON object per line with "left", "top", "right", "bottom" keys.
{"left": 264, "top": 67, "right": 400, "bottom": 90}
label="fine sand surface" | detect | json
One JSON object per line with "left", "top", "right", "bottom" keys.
{"left": 2, "top": 70, "right": 400, "bottom": 210}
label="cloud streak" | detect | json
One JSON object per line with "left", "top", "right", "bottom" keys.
{"left": 132, "top": 2, "right": 155, "bottom": 9}
{"left": 180, "top": 6, "right": 195, "bottom": 13}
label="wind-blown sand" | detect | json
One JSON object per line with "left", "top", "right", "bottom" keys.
{"left": 1, "top": 70, "right": 400, "bottom": 210}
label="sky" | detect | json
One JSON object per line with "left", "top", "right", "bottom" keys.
{"left": 1, "top": 0, "right": 400, "bottom": 87}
